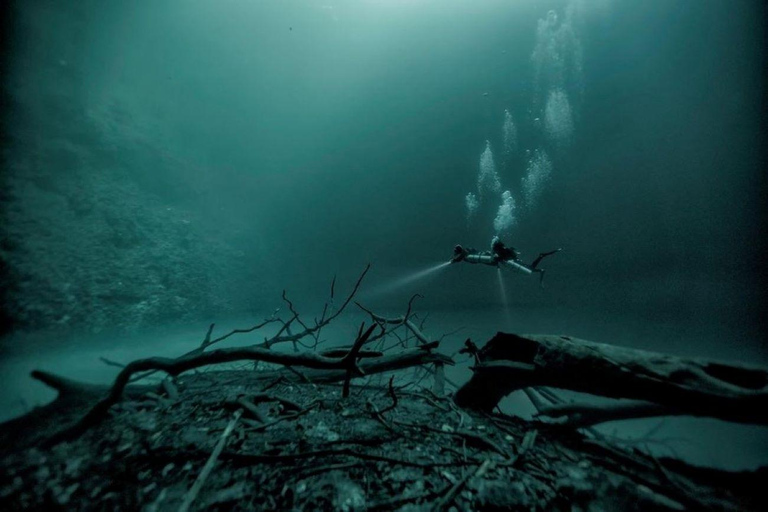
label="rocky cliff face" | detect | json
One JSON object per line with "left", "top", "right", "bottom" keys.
{"left": 0, "top": 1, "right": 268, "bottom": 335}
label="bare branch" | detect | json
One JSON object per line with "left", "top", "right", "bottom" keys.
{"left": 200, "top": 323, "right": 215, "bottom": 348}
{"left": 257, "top": 265, "right": 372, "bottom": 350}
{"left": 356, "top": 295, "right": 432, "bottom": 346}
{"left": 204, "top": 317, "right": 281, "bottom": 351}
{"left": 99, "top": 357, "right": 125, "bottom": 369}
{"left": 343, "top": 323, "right": 379, "bottom": 398}
{"left": 379, "top": 376, "right": 398, "bottom": 415}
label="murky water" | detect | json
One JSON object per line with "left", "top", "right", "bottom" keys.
{"left": 0, "top": 0, "right": 765, "bottom": 479}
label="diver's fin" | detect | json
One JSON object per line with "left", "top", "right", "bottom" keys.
{"left": 530, "top": 248, "right": 562, "bottom": 269}
{"left": 539, "top": 269, "right": 546, "bottom": 288}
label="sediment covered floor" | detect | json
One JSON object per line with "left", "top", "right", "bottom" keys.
{"left": 1, "top": 370, "right": 764, "bottom": 511}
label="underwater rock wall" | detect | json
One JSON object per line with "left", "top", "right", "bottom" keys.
{"left": 0, "top": 1, "right": 263, "bottom": 335}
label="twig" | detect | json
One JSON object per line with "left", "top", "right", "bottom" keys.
{"left": 248, "top": 393, "right": 303, "bottom": 413}
{"left": 161, "top": 378, "right": 179, "bottom": 401}
{"left": 433, "top": 362, "right": 446, "bottom": 396}
{"left": 99, "top": 357, "right": 125, "bottom": 368}
{"left": 292, "top": 462, "right": 359, "bottom": 481}
{"left": 284, "top": 366, "right": 313, "bottom": 384}
{"left": 201, "top": 323, "right": 215, "bottom": 348}
{"left": 501, "top": 429, "right": 538, "bottom": 468}
{"left": 392, "top": 419, "right": 509, "bottom": 458}
{"left": 432, "top": 459, "right": 494, "bottom": 511}
{"left": 221, "top": 448, "right": 481, "bottom": 468}
{"left": 204, "top": 317, "right": 281, "bottom": 351}
{"left": 368, "top": 485, "right": 450, "bottom": 511}
{"left": 244, "top": 402, "right": 318, "bottom": 432}
{"left": 412, "top": 392, "right": 451, "bottom": 413}
{"left": 379, "top": 376, "right": 398, "bottom": 414}
{"left": 260, "top": 264, "right": 372, "bottom": 349}
{"left": 438, "top": 326, "right": 465, "bottom": 342}
{"left": 235, "top": 397, "right": 268, "bottom": 423}
{"left": 367, "top": 399, "right": 399, "bottom": 435}
{"left": 356, "top": 295, "right": 432, "bottom": 346}
{"left": 480, "top": 412, "right": 516, "bottom": 439}
{"left": 177, "top": 409, "right": 242, "bottom": 512}
{"left": 342, "top": 323, "right": 379, "bottom": 398}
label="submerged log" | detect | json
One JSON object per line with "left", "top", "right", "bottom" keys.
{"left": 453, "top": 333, "right": 768, "bottom": 425}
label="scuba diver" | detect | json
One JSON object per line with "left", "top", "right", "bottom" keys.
{"left": 451, "top": 235, "right": 561, "bottom": 285}
{"left": 491, "top": 235, "right": 520, "bottom": 262}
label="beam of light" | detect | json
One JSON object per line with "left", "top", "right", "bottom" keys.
{"left": 367, "top": 261, "right": 451, "bottom": 297}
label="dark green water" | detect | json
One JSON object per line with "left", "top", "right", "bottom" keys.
{"left": 1, "top": 0, "right": 766, "bottom": 470}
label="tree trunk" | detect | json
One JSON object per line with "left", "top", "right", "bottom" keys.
{"left": 453, "top": 333, "right": 768, "bottom": 425}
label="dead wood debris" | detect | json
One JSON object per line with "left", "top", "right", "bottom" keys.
{"left": 1, "top": 376, "right": 765, "bottom": 511}
{"left": 1, "top": 271, "right": 765, "bottom": 510}
{"left": 455, "top": 332, "right": 768, "bottom": 426}
{"left": 33, "top": 267, "right": 453, "bottom": 447}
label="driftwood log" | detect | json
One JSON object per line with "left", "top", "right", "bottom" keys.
{"left": 454, "top": 333, "right": 768, "bottom": 426}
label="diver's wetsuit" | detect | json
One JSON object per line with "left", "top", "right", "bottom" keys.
{"left": 491, "top": 236, "right": 520, "bottom": 262}
{"left": 490, "top": 236, "right": 561, "bottom": 284}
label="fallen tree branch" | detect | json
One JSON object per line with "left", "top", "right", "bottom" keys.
{"left": 130, "top": 266, "right": 372, "bottom": 384}
{"left": 258, "top": 347, "right": 454, "bottom": 386}
{"left": 40, "top": 342, "right": 452, "bottom": 446}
